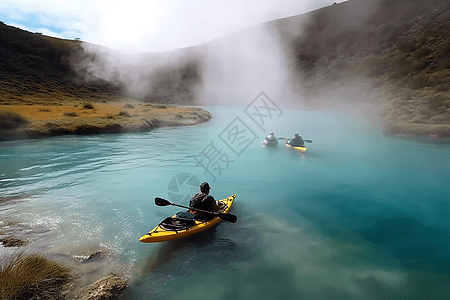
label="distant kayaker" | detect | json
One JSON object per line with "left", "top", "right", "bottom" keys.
{"left": 189, "top": 182, "right": 221, "bottom": 218}
{"left": 266, "top": 132, "right": 277, "bottom": 141}
{"left": 262, "top": 132, "right": 278, "bottom": 147}
{"left": 287, "top": 133, "right": 304, "bottom": 147}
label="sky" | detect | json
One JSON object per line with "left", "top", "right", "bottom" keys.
{"left": 0, "top": 0, "right": 346, "bottom": 53}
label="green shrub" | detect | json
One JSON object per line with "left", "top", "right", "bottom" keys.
{"left": 0, "top": 111, "right": 30, "bottom": 130}
{"left": 0, "top": 251, "right": 72, "bottom": 300}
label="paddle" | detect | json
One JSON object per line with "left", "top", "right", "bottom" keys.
{"left": 154, "top": 197, "right": 237, "bottom": 223}
{"left": 277, "top": 137, "right": 312, "bottom": 143}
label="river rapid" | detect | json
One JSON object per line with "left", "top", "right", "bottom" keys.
{"left": 1, "top": 106, "right": 450, "bottom": 299}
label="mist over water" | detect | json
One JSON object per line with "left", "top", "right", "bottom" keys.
{"left": 1, "top": 107, "right": 450, "bottom": 299}
{"left": 199, "top": 24, "right": 292, "bottom": 107}
{"left": 69, "top": 14, "right": 298, "bottom": 108}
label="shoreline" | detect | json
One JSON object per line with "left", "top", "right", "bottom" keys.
{"left": 0, "top": 216, "right": 129, "bottom": 299}
{"left": 0, "top": 101, "right": 212, "bottom": 142}
{"left": 382, "top": 122, "right": 450, "bottom": 143}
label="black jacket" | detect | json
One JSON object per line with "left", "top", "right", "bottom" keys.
{"left": 190, "top": 192, "right": 215, "bottom": 212}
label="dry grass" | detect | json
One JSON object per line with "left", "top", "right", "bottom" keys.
{"left": 62, "top": 111, "right": 79, "bottom": 117}
{"left": 0, "top": 111, "right": 30, "bottom": 130}
{"left": 0, "top": 102, "right": 193, "bottom": 121}
{"left": 0, "top": 100, "right": 211, "bottom": 140}
{"left": 82, "top": 102, "right": 94, "bottom": 109}
{"left": 0, "top": 237, "right": 30, "bottom": 247}
{"left": 0, "top": 251, "right": 72, "bottom": 300}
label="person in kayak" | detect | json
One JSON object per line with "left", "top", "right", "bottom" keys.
{"left": 287, "top": 133, "right": 304, "bottom": 147}
{"left": 189, "top": 182, "right": 221, "bottom": 218}
{"left": 266, "top": 132, "right": 277, "bottom": 141}
{"left": 263, "top": 132, "right": 278, "bottom": 147}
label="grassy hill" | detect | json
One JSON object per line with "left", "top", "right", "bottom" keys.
{"left": 1, "top": 0, "right": 450, "bottom": 138}
{"left": 0, "top": 22, "right": 201, "bottom": 106}
{"left": 274, "top": 0, "right": 450, "bottom": 137}
{"left": 0, "top": 22, "right": 209, "bottom": 140}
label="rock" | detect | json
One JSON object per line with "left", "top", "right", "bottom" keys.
{"left": 76, "top": 274, "right": 127, "bottom": 300}
{"left": 0, "top": 236, "right": 30, "bottom": 247}
{"left": 71, "top": 250, "right": 103, "bottom": 262}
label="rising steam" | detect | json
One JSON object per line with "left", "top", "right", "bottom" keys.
{"left": 68, "top": 0, "right": 385, "bottom": 118}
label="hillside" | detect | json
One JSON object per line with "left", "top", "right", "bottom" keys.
{"left": 1, "top": 0, "right": 450, "bottom": 138}
{"left": 274, "top": 0, "right": 450, "bottom": 137}
{"left": 0, "top": 22, "right": 210, "bottom": 140}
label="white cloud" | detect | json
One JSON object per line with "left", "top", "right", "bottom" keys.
{"left": 1, "top": 0, "right": 345, "bottom": 53}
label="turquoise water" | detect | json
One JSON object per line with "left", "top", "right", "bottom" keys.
{"left": 1, "top": 107, "right": 450, "bottom": 299}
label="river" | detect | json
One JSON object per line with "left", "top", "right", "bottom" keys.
{"left": 1, "top": 105, "right": 450, "bottom": 299}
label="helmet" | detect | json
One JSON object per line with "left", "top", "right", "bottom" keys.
{"left": 200, "top": 182, "right": 211, "bottom": 191}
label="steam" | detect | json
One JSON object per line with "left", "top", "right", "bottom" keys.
{"left": 70, "top": 42, "right": 197, "bottom": 101}
{"left": 199, "top": 24, "right": 293, "bottom": 107}
{"left": 67, "top": 0, "right": 385, "bottom": 116}
{"left": 70, "top": 22, "right": 297, "bottom": 108}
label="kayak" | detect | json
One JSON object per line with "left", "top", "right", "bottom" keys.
{"left": 139, "top": 194, "right": 236, "bottom": 243}
{"left": 262, "top": 139, "right": 278, "bottom": 147}
{"left": 285, "top": 139, "right": 307, "bottom": 152}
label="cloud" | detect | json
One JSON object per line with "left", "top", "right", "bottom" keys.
{"left": 1, "top": 0, "right": 345, "bottom": 53}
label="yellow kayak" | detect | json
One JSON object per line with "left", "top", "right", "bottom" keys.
{"left": 285, "top": 139, "right": 307, "bottom": 152}
{"left": 139, "top": 194, "right": 236, "bottom": 243}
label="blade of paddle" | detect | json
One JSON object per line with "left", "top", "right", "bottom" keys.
{"left": 217, "top": 213, "right": 237, "bottom": 223}
{"left": 155, "top": 197, "right": 171, "bottom": 206}
{"left": 304, "top": 140, "right": 312, "bottom": 143}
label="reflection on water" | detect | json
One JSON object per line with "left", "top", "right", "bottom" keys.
{"left": 1, "top": 107, "right": 450, "bottom": 299}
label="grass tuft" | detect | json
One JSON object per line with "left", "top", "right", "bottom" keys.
{"left": 63, "top": 111, "right": 79, "bottom": 117}
{"left": 83, "top": 102, "right": 94, "bottom": 109}
{"left": 118, "top": 110, "right": 131, "bottom": 117}
{"left": 0, "top": 251, "right": 72, "bottom": 300}
{"left": 0, "top": 111, "right": 30, "bottom": 130}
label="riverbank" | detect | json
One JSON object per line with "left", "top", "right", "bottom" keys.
{"left": 0, "top": 100, "right": 211, "bottom": 141}
{"left": 0, "top": 218, "right": 129, "bottom": 300}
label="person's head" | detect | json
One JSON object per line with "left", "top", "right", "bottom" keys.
{"left": 270, "top": 132, "right": 274, "bottom": 135}
{"left": 200, "top": 182, "right": 211, "bottom": 194}
{"left": 295, "top": 133, "right": 299, "bottom": 137}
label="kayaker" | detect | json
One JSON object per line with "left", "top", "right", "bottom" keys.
{"left": 263, "top": 132, "right": 278, "bottom": 147}
{"left": 189, "top": 182, "right": 221, "bottom": 218}
{"left": 287, "top": 133, "right": 304, "bottom": 147}
{"left": 265, "top": 132, "right": 277, "bottom": 141}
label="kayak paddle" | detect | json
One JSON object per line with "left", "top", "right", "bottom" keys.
{"left": 277, "top": 137, "right": 312, "bottom": 143}
{"left": 154, "top": 197, "right": 237, "bottom": 223}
